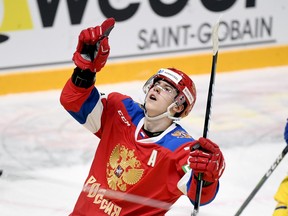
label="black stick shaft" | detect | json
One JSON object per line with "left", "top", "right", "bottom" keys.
{"left": 234, "top": 145, "right": 288, "bottom": 216}
{"left": 192, "top": 20, "right": 219, "bottom": 216}
{"left": 203, "top": 52, "right": 218, "bottom": 138}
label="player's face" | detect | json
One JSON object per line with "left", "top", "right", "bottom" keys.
{"left": 145, "top": 80, "right": 178, "bottom": 117}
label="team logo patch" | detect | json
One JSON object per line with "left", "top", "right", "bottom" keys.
{"left": 107, "top": 144, "right": 144, "bottom": 191}
{"left": 172, "top": 130, "right": 192, "bottom": 138}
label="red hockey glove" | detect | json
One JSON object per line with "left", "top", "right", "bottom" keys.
{"left": 189, "top": 138, "right": 225, "bottom": 183}
{"left": 73, "top": 17, "right": 115, "bottom": 72}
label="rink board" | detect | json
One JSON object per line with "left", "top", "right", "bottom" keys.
{"left": 0, "top": 45, "right": 288, "bottom": 95}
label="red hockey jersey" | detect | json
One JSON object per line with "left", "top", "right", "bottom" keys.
{"left": 60, "top": 79, "right": 219, "bottom": 216}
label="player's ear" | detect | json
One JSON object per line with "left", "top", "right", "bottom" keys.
{"left": 173, "top": 104, "right": 184, "bottom": 114}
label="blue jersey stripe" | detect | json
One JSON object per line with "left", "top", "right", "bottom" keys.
{"left": 68, "top": 88, "right": 100, "bottom": 124}
{"left": 122, "top": 98, "right": 144, "bottom": 126}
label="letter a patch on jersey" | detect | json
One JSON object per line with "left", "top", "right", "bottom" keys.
{"left": 147, "top": 150, "right": 158, "bottom": 167}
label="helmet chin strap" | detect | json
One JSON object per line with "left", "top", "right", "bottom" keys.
{"left": 144, "top": 102, "right": 182, "bottom": 121}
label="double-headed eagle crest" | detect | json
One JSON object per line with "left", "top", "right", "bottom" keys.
{"left": 107, "top": 144, "right": 144, "bottom": 191}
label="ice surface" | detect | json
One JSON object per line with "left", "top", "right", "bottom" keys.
{"left": 0, "top": 66, "right": 287, "bottom": 216}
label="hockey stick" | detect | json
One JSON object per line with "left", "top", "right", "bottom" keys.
{"left": 234, "top": 145, "right": 288, "bottom": 216}
{"left": 191, "top": 18, "right": 220, "bottom": 216}
{"left": 82, "top": 185, "right": 172, "bottom": 210}
{"left": 1, "top": 170, "right": 175, "bottom": 211}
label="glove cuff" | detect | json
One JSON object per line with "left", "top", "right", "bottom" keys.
{"left": 71, "top": 67, "right": 96, "bottom": 88}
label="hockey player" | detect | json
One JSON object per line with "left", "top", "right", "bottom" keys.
{"left": 273, "top": 120, "right": 288, "bottom": 216}
{"left": 60, "top": 18, "right": 225, "bottom": 216}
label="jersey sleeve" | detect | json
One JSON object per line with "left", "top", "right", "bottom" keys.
{"left": 274, "top": 176, "right": 288, "bottom": 204}
{"left": 60, "top": 78, "right": 131, "bottom": 138}
{"left": 60, "top": 78, "right": 105, "bottom": 136}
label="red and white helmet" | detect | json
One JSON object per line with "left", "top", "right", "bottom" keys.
{"left": 143, "top": 68, "right": 197, "bottom": 118}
